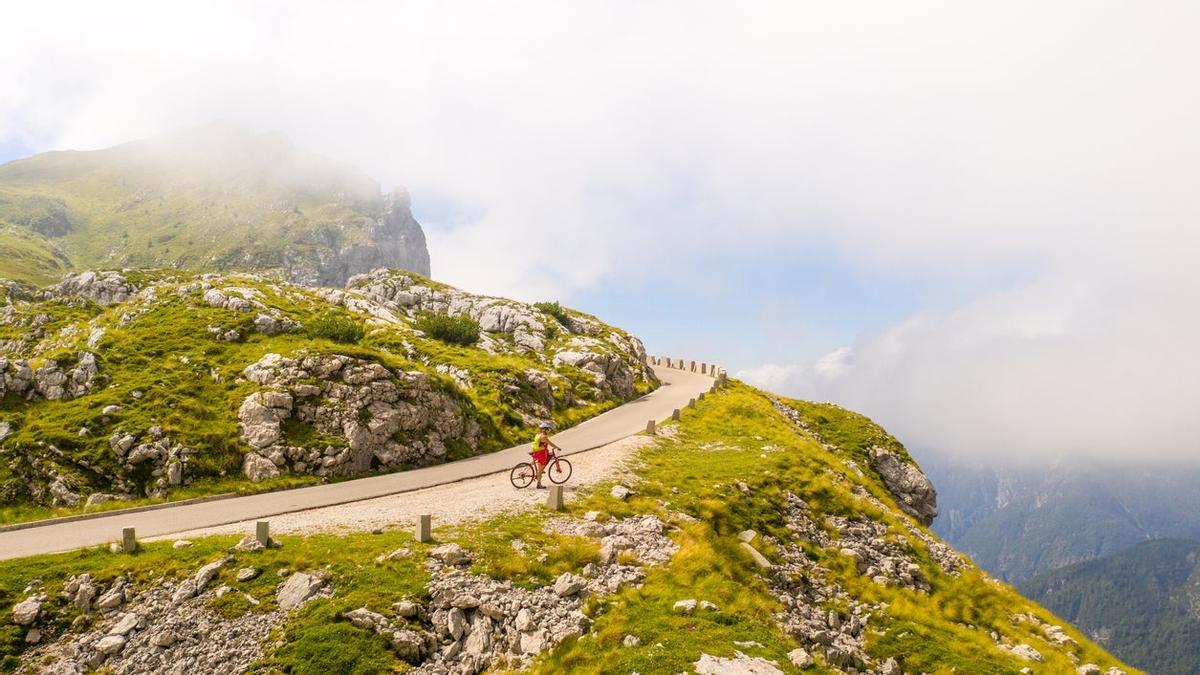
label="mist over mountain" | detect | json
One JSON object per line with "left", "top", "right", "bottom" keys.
{"left": 918, "top": 451, "right": 1200, "bottom": 584}
{"left": 0, "top": 125, "right": 430, "bottom": 286}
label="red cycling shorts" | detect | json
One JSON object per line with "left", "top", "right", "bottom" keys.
{"left": 531, "top": 449, "right": 550, "bottom": 466}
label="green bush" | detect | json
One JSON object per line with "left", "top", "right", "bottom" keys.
{"left": 415, "top": 312, "right": 480, "bottom": 346}
{"left": 534, "top": 301, "right": 571, "bottom": 327}
{"left": 307, "top": 313, "right": 365, "bottom": 344}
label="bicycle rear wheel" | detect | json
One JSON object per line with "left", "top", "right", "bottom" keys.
{"left": 510, "top": 463, "right": 536, "bottom": 489}
{"left": 547, "top": 458, "right": 573, "bottom": 484}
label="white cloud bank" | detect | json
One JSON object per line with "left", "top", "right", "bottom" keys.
{"left": 3, "top": 1, "right": 1200, "bottom": 461}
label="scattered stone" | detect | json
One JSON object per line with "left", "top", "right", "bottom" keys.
{"left": 1010, "top": 644, "right": 1044, "bottom": 662}
{"left": 24, "top": 628, "right": 41, "bottom": 645}
{"left": 610, "top": 485, "right": 633, "bottom": 500}
{"left": 694, "top": 651, "right": 784, "bottom": 674}
{"left": 172, "top": 540, "right": 192, "bottom": 549}
{"left": 96, "top": 634, "right": 127, "bottom": 656}
{"left": 430, "top": 543, "right": 470, "bottom": 566}
{"left": 699, "top": 600, "right": 719, "bottom": 611}
{"left": 673, "top": 599, "right": 697, "bottom": 614}
{"left": 623, "top": 635, "right": 642, "bottom": 647}
{"left": 1076, "top": 666, "right": 1102, "bottom": 675}
{"left": 236, "top": 568, "right": 260, "bottom": 582}
{"left": 738, "top": 529, "right": 758, "bottom": 543}
{"left": 787, "top": 648, "right": 815, "bottom": 667}
{"left": 553, "top": 573, "right": 587, "bottom": 597}
{"left": 12, "top": 596, "right": 42, "bottom": 625}
{"left": 109, "top": 612, "right": 140, "bottom": 636}
{"left": 152, "top": 631, "right": 176, "bottom": 647}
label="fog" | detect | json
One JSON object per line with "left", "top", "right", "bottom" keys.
{"left": 4, "top": 1, "right": 1200, "bottom": 462}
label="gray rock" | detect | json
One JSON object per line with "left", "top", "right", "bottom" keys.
{"left": 1076, "top": 666, "right": 1102, "bottom": 675}
{"left": 622, "top": 635, "right": 642, "bottom": 647}
{"left": 1010, "top": 644, "right": 1043, "bottom": 662}
{"left": 430, "top": 543, "right": 469, "bottom": 566}
{"left": 673, "top": 599, "right": 697, "bottom": 614}
{"left": 12, "top": 596, "right": 42, "bottom": 625}
{"left": 394, "top": 600, "right": 420, "bottom": 618}
{"left": 446, "top": 607, "right": 468, "bottom": 640}
{"left": 96, "top": 634, "right": 127, "bottom": 656}
{"left": 241, "top": 452, "right": 280, "bottom": 482}
{"left": 694, "top": 652, "right": 784, "bottom": 674}
{"left": 109, "top": 612, "right": 140, "bottom": 636}
{"left": 610, "top": 485, "right": 633, "bottom": 500}
{"left": 553, "top": 573, "right": 587, "bottom": 597}
{"left": 277, "top": 572, "right": 326, "bottom": 611}
{"left": 236, "top": 568, "right": 260, "bottom": 582}
{"left": 868, "top": 446, "right": 938, "bottom": 526}
{"left": 787, "top": 648, "right": 814, "bottom": 667}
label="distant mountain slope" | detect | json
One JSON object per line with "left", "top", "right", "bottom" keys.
{"left": 1022, "top": 539, "right": 1200, "bottom": 675}
{"left": 919, "top": 452, "right": 1200, "bottom": 584}
{"left": 0, "top": 125, "right": 430, "bottom": 286}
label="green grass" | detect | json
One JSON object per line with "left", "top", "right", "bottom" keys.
{"left": 534, "top": 383, "right": 1136, "bottom": 674}
{"left": 0, "top": 382, "right": 1136, "bottom": 674}
{"left": 780, "top": 398, "right": 915, "bottom": 466}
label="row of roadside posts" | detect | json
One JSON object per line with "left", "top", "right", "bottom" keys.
{"left": 113, "top": 355, "right": 727, "bottom": 553}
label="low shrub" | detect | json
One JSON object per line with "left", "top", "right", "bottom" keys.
{"left": 307, "top": 313, "right": 365, "bottom": 344}
{"left": 415, "top": 312, "right": 480, "bottom": 346}
{"left": 534, "top": 301, "right": 571, "bottom": 327}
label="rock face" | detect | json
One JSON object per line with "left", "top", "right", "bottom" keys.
{"left": 0, "top": 352, "right": 99, "bottom": 402}
{"left": 868, "top": 446, "right": 938, "bottom": 526}
{"left": 238, "top": 351, "right": 482, "bottom": 480}
{"left": 292, "top": 188, "right": 431, "bottom": 287}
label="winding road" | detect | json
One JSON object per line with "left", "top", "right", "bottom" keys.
{"left": 0, "top": 363, "right": 715, "bottom": 560}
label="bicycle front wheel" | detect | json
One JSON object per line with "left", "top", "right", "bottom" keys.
{"left": 510, "top": 463, "right": 536, "bottom": 489}
{"left": 547, "top": 458, "right": 573, "bottom": 484}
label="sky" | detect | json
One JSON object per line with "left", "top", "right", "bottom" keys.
{"left": 2, "top": 1, "right": 1199, "bottom": 463}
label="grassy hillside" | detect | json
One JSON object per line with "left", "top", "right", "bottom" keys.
{"left": 0, "top": 269, "right": 655, "bottom": 523}
{"left": 0, "top": 125, "right": 429, "bottom": 286}
{"left": 0, "top": 383, "right": 1135, "bottom": 674}
{"left": 1022, "top": 539, "right": 1200, "bottom": 675}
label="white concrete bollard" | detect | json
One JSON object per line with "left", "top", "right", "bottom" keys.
{"left": 672, "top": 408, "right": 681, "bottom": 421}
{"left": 546, "top": 485, "right": 565, "bottom": 511}
{"left": 646, "top": 420, "right": 656, "bottom": 434}
{"left": 122, "top": 527, "right": 137, "bottom": 553}
{"left": 256, "top": 521, "right": 270, "bottom": 547}
{"left": 416, "top": 514, "right": 432, "bottom": 543}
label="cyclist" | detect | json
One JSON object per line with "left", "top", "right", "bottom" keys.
{"left": 531, "top": 421, "right": 560, "bottom": 489}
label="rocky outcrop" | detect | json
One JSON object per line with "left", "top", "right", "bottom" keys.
{"left": 238, "top": 351, "right": 481, "bottom": 480}
{"left": 0, "top": 353, "right": 99, "bottom": 402}
{"left": 288, "top": 188, "right": 431, "bottom": 287}
{"left": 868, "top": 446, "right": 938, "bottom": 526}
{"left": 344, "top": 270, "right": 656, "bottom": 398}
{"left": 335, "top": 514, "right": 677, "bottom": 674}
{"left": 44, "top": 271, "right": 137, "bottom": 306}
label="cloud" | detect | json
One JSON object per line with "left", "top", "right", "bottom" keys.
{"left": 4, "top": 1, "right": 1200, "bottom": 460}
{"left": 742, "top": 258, "right": 1200, "bottom": 462}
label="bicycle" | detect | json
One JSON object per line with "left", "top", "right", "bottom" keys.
{"left": 510, "top": 448, "right": 573, "bottom": 488}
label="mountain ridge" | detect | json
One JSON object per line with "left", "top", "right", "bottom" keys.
{"left": 0, "top": 125, "right": 430, "bottom": 286}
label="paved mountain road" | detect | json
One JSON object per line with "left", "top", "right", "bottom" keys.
{"left": 0, "top": 364, "right": 714, "bottom": 560}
